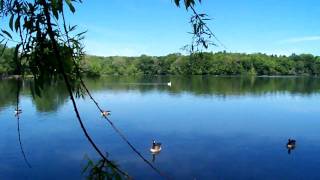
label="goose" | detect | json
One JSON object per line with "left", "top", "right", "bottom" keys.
{"left": 167, "top": 82, "right": 171, "bottom": 87}
{"left": 150, "top": 140, "right": 162, "bottom": 153}
{"left": 101, "top": 110, "right": 111, "bottom": 117}
{"left": 286, "top": 139, "right": 296, "bottom": 154}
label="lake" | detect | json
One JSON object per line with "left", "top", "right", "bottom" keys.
{"left": 1, "top": 76, "right": 320, "bottom": 179}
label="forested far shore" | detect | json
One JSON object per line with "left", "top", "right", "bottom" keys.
{"left": 1, "top": 45, "right": 320, "bottom": 76}
{"left": 83, "top": 52, "right": 320, "bottom": 76}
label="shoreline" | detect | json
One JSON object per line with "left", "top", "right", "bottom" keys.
{"left": 1, "top": 74, "right": 319, "bottom": 80}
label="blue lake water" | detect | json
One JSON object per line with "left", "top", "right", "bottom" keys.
{"left": 1, "top": 76, "right": 320, "bottom": 179}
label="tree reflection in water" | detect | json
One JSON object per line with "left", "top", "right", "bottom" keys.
{"left": 15, "top": 79, "right": 32, "bottom": 168}
{"left": 1, "top": 76, "right": 320, "bottom": 113}
{"left": 0, "top": 76, "right": 317, "bottom": 178}
{"left": 151, "top": 152, "right": 160, "bottom": 163}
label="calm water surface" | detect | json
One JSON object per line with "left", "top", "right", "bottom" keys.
{"left": 1, "top": 76, "right": 320, "bottom": 179}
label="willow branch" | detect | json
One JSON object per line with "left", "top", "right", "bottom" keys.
{"left": 41, "top": 0, "right": 129, "bottom": 178}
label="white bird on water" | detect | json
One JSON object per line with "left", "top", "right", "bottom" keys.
{"left": 167, "top": 81, "right": 172, "bottom": 87}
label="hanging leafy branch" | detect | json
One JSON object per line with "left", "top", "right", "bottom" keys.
{"left": 0, "top": 0, "right": 130, "bottom": 178}
{"left": 0, "top": 0, "right": 85, "bottom": 94}
{"left": 173, "top": 0, "right": 200, "bottom": 9}
{"left": 0, "top": 0, "right": 218, "bottom": 179}
{"left": 174, "top": 0, "right": 225, "bottom": 53}
{"left": 82, "top": 155, "right": 123, "bottom": 180}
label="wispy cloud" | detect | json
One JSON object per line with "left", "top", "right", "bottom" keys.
{"left": 279, "top": 36, "right": 320, "bottom": 44}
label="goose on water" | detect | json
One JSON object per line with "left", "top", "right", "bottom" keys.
{"left": 167, "top": 82, "right": 171, "bottom": 87}
{"left": 101, "top": 110, "right": 111, "bottom": 117}
{"left": 286, "top": 139, "right": 296, "bottom": 154}
{"left": 150, "top": 140, "right": 162, "bottom": 153}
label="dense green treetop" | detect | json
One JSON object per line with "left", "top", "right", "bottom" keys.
{"left": 81, "top": 52, "right": 320, "bottom": 76}
{"left": 1, "top": 48, "right": 320, "bottom": 77}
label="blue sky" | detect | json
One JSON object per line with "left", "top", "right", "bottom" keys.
{"left": 67, "top": 0, "right": 320, "bottom": 56}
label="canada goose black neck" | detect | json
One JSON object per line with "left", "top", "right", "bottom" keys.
{"left": 288, "top": 139, "right": 296, "bottom": 144}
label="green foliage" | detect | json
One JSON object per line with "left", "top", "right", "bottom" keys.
{"left": 1, "top": 76, "right": 320, "bottom": 111}
{"left": 1, "top": 50, "right": 320, "bottom": 77}
{"left": 82, "top": 155, "right": 123, "bottom": 180}
{"left": 31, "top": 81, "right": 68, "bottom": 112}
{"left": 174, "top": 0, "right": 201, "bottom": 9}
{"left": 0, "top": 0, "right": 85, "bottom": 96}
{"left": 0, "top": 45, "right": 15, "bottom": 75}
{"left": 79, "top": 52, "right": 320, "bottom": 76}
{"left": 174, "top": 0, "right": 217, "bottom": 53}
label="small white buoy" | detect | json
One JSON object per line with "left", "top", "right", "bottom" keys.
{"left": 167, "top": 81, "right": 171, "bottom": 87}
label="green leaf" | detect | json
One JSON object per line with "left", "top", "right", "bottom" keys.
{"left": 65, "top": 0, "right": 75, "bottom": 13}
{"left": 1, "top": 30, "right": 12, "bottom": 39}
{"left": 174, "top": 0, "right": 180, "bottom": 7}
{"left": 0, "top": 0, "right": 3, "bottom": 11}
{"left": 9, "top": 15, "right": 14, "bottom": 31}
{"left": 14, "top": 44, "right": 22, "bottom": 69}
{"left": 15, "top": 16, "right": 21, "bottom": 32}
{"left": 185, "top": 0, "right": 195, "bottom": 9}
{"left": 52, "top": 0, "right": 59, "bottom": 19}
{"left": 0, "top": 41, "right": 7, "bottom": 56}
{"left": 82, "top": 162, "right": 91, "bottom": 174}
{"left": 69, "top": 25, "right": 77, "bottom": 32}
{"left": 75, "top": 30, "right": 87, "bottom": 38}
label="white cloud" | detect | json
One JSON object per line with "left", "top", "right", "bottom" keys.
{"left": 279, "top": 36, "right": 320, "bottom": 44}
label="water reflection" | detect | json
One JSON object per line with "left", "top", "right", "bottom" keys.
{"left": 82, "top": 155, "right": 124, "bottom": 180}
{"left": 1, "top": 76, "right": 320, "bottom": 113}
{"left": 89, "top": 76, "right": 320, "bottom": 97}
{"left": 14, "top": 79, "right": 32, "bottom": 168}
{"left": 1, "top": 76, "right": 320, "bottom": 179}
{"left": 151, "top": 152, "right": 160, "bottom": 163}
{"left": 0, "top": 80, "right": 20, "bottom": 109}
{"left": 16, "top": 113, "right": 32, "bottom": 168}
{"left": 30, "top": 81, "right": 69, "bottom": 113}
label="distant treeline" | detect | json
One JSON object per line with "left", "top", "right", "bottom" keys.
{"left": 1, "top": 45, "right": 320, "bottom": 76}
{"left": 83, "top": 52, "right": 320, "bottom": 76}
